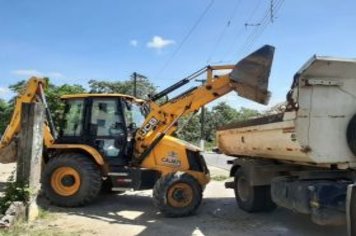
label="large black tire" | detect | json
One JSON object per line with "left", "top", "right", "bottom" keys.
{"left": 153, "top": 172, "right": 202, "bottom": 217}
{"left": 42, "top": 153, "right": 102, "bottom": 207}
{"left": 347, "top": 114, "right": 356, "bottom": 155}
{"left": 234, "top": 168, "right": 276, "bottom": 212}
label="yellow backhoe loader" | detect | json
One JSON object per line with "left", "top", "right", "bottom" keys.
{"left": 0, "top": 45, "right": 274, "bottom": 217}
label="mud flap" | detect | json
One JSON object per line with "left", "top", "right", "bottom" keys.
{"left": 0, "top": 141, "right": 17, "bottom": 163}
{"left": 347, "top": 184, "right": 356, "bottom": 236}
{"left": 230, "top": 45, "right": 275, "bottom": 105}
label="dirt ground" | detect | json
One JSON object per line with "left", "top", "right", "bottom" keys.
{"left": 0, "top": 162, "right": 348, "bottom": 236}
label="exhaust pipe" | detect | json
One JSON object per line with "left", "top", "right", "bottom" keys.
{"left": 230, "top": 45, "right": 275, "bottom": 105}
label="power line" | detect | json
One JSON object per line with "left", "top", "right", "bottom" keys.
{"left": 206, "top": 0, "right": 242, "bottom": 63}
{"left": 156, "top": 0, "right": 215, "bottom": 77}
{"left": 243, "top": 0, "right": 284, "bottom": 54}
{"left": 235, "top": 0, "right": 285, "bottom": 58}
{"left": 222, "top": 0, "right": 262, "bottom": 62}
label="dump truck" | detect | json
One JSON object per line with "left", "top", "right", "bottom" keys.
{"left": 0, "top": 45, "right": 274, "bottom": 217}
{"left": 217, "top": 55, "right": 356, "bottom": 234}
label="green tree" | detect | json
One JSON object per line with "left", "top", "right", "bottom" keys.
{"left": 45, "top": 83, "right": 86, "bottom": 125}
{"left": 176, "top": 114, "right": 202, "bottom": 144}
{"left": 1, "top": 79, "right": 86, "bottom": 132}
{"left": 0, "top": 99, "right": 11, "bottom": 134}
{"left": 88, "top": 76, "right": 156, "bottom": 99}
{"left": 175, "top": 102, "right": 260, "bottom": 148}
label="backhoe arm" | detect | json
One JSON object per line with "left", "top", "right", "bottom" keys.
{"left": 133, "top": 45, "right": 275, "bottom": 164}
{"left": 0, "top": 77, "right": 55, "bottom": 163}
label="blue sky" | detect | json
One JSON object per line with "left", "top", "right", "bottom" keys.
{"left": 1, "top": 0, "right": 356, "bottom": 110}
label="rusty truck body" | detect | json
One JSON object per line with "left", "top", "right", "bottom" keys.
{"left": 217, "top": 56, "right": 356, "bottom": 233}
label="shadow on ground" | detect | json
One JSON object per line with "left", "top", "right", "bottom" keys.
{"left": 38, "top": 191, "right": 347, "bottom": 236}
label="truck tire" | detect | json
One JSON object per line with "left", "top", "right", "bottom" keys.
{"left": 234, "top": 168, "right": 276, "bottom": 212}
{"left": 42, "top": 153, "right": 102, "bottom": 207}
{"left": 347, "top": 114, "right": 356, "bottom": 155}
{"left": 153, "top": 172, "right": 202, "bottom": 217}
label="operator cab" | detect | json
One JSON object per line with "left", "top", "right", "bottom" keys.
{"left": 57, "top": 94, "right": 146, "bottom": 167}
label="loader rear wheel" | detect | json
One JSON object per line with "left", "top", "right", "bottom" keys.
{"left": 234, "top": 168, "right": 276, "bottom": 212}
{"left": 43, "top": 153, "right": 102, "bottom": 207}
{"left": 153, "top": 172, "right": 202, "bottom": 217}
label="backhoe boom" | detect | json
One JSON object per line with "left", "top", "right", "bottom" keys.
{"left": 0, "top": 78, "right": 54, "bottom": 163}
{"left": 133, "top": 45, "right": 275, "bottom": 164}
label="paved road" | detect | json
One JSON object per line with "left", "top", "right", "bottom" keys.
{"left": 203, "top": 152, "right": 234, "bottom": 170}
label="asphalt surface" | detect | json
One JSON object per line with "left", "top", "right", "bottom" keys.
{"left": 203, "top": 152, "right": 234, "bottom": 170}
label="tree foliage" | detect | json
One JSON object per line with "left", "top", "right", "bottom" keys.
{"left": 176, "top": 102, "right": 260, "bottom": 146}
{"left": 0, "top": 79, "right": 86, "bottom": 134}
{"left": 45, "top": 83, "right": 86, "bottom": 125}
{"left": 0, "top": 99, "right": 11, "bottom": 135}
{"left": 88, "top": 76, "right": 156, "bottom": 99}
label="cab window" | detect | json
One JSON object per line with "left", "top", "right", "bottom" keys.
{"left": 90, "top": 99, "right": 124, "bottom": 137}
{"left": 62, "top": 99, "right": 84, "bottom": 136}
{"left": 123, "top": 101, "right": 146, "bottom": 129}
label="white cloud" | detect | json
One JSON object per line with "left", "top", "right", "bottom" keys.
{"left": 0, "top": 87, "right": 10, "bottom": 97}
{"left": 130, "top": 39, "right": 138, "bottom": 47}
{"left": 147, "top": 36, "right": 175, "bottom": 50}
{"left": 11, "top": 69, "right": 63, "bottom": 78}
{"left": 11, "top": 69, "right": 42, "bottom": 77}
{"left": 47, "top": 72, "right": 64, "bottom": 78}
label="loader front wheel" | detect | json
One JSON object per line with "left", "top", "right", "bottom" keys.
{"left": 153, "top": 172, "right": 202, "bottom": 217}
{"left": 43, "top": 153, "right": 102, "bottom": 207}
{"left": 234, "top": 168, "right": 276, "bottom": 212}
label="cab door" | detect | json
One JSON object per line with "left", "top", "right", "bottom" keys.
{"left": 89, "top": 98, "right": 127, "bottom": 165}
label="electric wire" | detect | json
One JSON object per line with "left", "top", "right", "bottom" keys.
{"left": 156, "top": 0, "right": 215, "bottom": 77}
{"left": 207, "top": 0, "right": 242, "bottom": 64}
{"left": 244, "top": 0, "right": 284, "bottom": 53}
{"left": 222, "top": 0, "right": 263, "bottom": 62}
{"left": 236, "top": 0, "right": 284, "bottom": 58}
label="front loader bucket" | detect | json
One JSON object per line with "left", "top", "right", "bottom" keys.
{"left": 0, "top": 141, "right": 17, "bottom": 163}
{"left": 230, "top": 45, "right": 275, "bottom": 105}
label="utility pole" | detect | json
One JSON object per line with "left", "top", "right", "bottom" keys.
{"left": 133, "top": 72, "right": 137, "bottom": 97}
{"left": 131, "top": 72, "right": 147, "bottom": 98}
{"left": 196, "top": 79, "right": 206, "bottom": 150}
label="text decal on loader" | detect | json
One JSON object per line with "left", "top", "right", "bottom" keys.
{"left": 161, "top": 151, "right": 181, "bottom": 167}
{"left": 139, "top": 117, "right": 159, "bottom": 136}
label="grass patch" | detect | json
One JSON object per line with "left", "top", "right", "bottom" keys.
{"left": 211, "top": 175, "right": 229, "bottom": 181}
{"left": 0, "top": 173, "right": 30, "bottom": 214}
{"left": 37, "top": 208, "right": 56, "bottom": 220}
{"left": 0, "top": 221, "right": 81, "bottom": 236}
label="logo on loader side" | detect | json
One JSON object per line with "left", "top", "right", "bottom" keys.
{"left": 139, "top": 117, "right": 159, "bottom": 136}
{"left": 161, "top": 151, "right": 181, "bottom": 167}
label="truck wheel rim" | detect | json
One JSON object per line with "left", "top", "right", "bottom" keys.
{"left": 51, "top": 167, "right": 81, "bottom": 196}
{"left": 167, "top": 183, "right": 193, "bottom": 208}
{"left": 237, "top": 177, "right": 250, "bottom": 202}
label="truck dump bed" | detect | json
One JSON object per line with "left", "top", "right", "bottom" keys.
{"left": 217, "top": 56, "right": 356, "bottom": 169}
